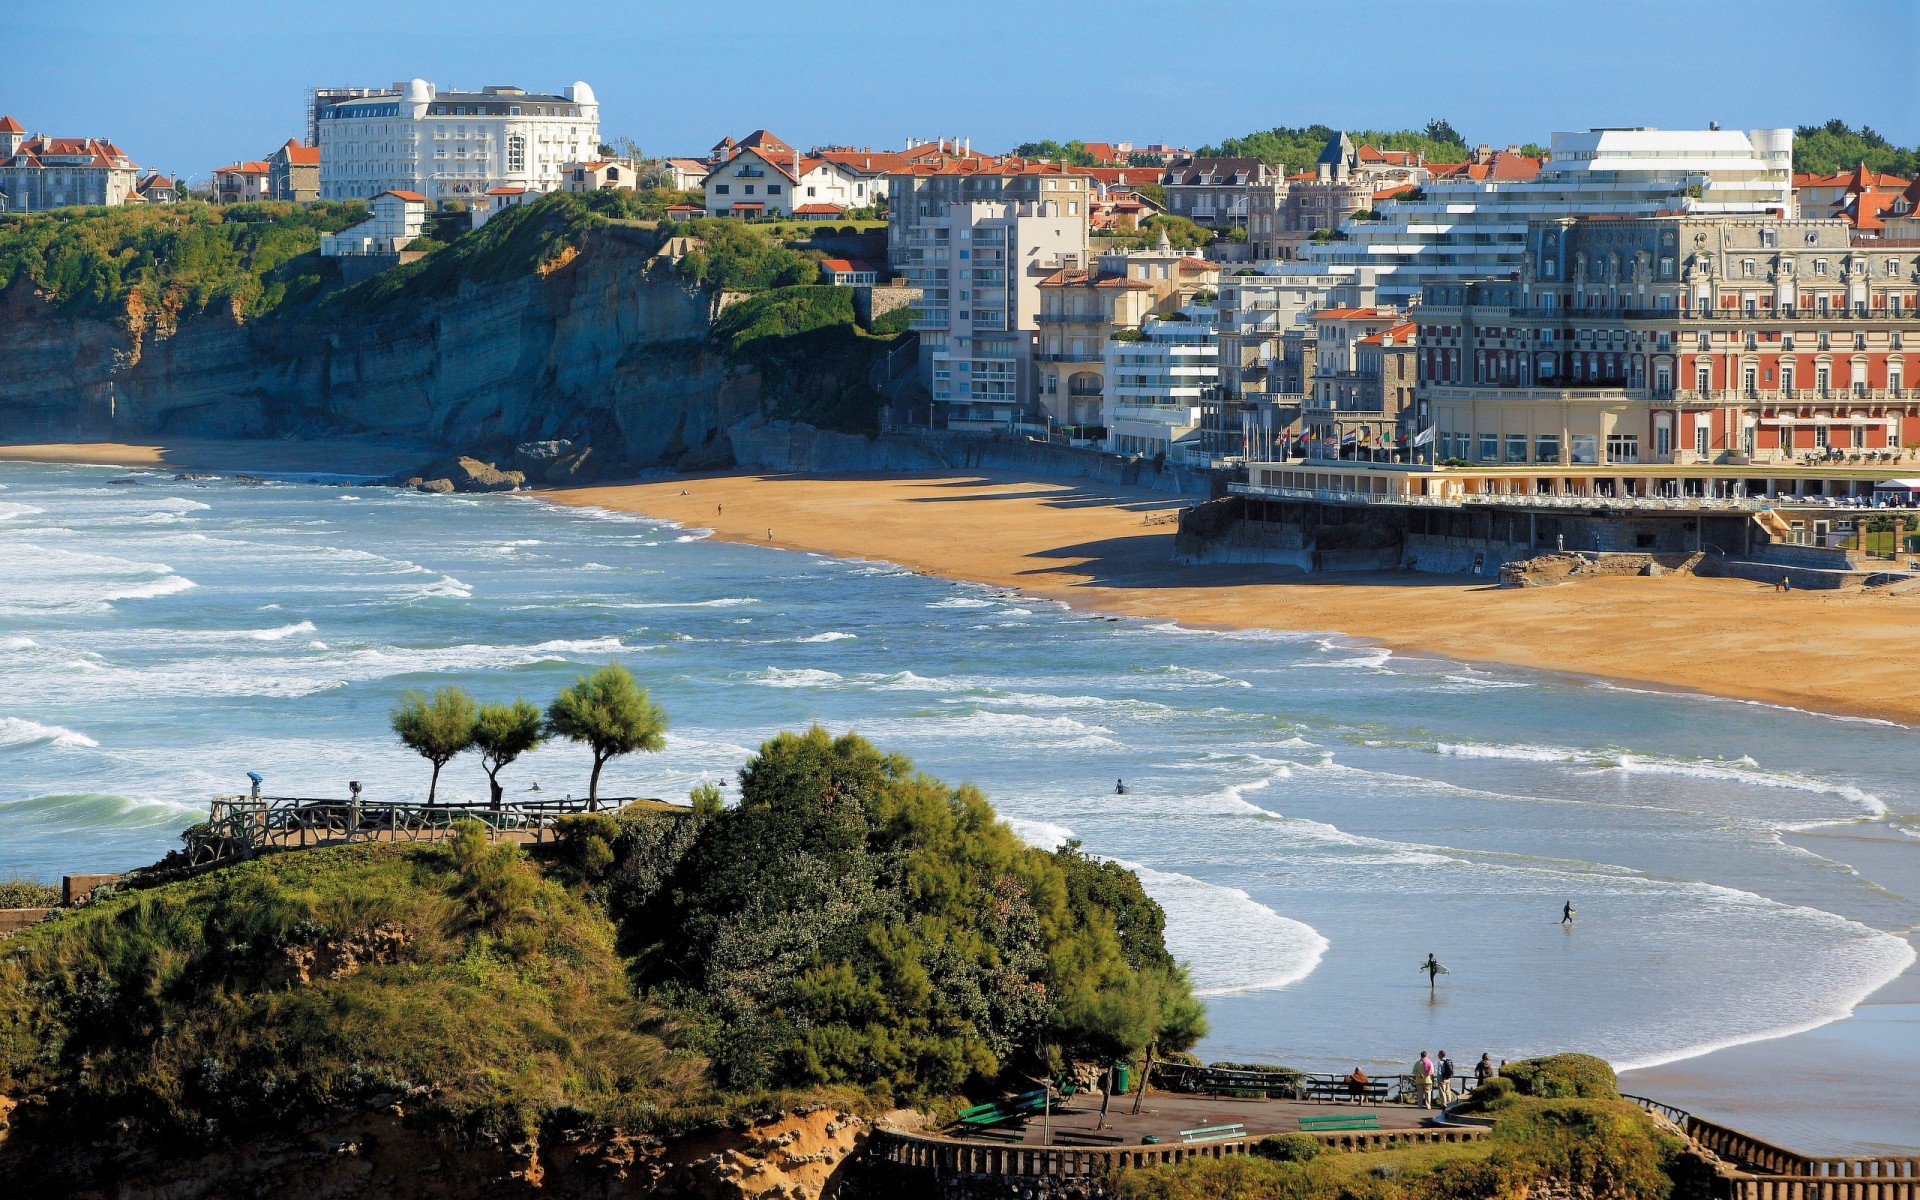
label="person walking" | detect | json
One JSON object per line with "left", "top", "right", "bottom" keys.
{"left": 1562, "top": 900, "right": 1576, "bottom": 925}
{"left": 1473, "top": 1053, "right": 1495, "bottom": 1090}
{"left": 1437, "top": 1051, "right": 1456, "bottom": 1105}
{"left": 1420, "top": 952, "right": 1448, "bottom": 989}
{"left": 1414, "top": 1051, "right": 1435, "bottom": 1108}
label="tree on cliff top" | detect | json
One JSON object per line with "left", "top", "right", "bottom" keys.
{"left": 391, "top": 685, "right": 478, "bottom": 805}
{"left": 545, "top": 663, "right": 667, "bottom": 809}
{"left": 472, "top": 699, "right": 546, "bottom": 807}
{"left": 622, "top": 725, "right": 1205, "bottom": 1098}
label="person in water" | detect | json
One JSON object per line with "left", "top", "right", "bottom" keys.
{"left": 1563, "top": 901, "right": 1576, "bottom": 925}
{"left": 1420, "top": 952, "right": 1447, "bottom": 988}
{"left": 1115, "top": 778, "right": 1128, "bottom": 794}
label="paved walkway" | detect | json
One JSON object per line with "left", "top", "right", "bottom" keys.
{"left": 983, "top": 1093, "right": 1442, "bottom": 1146}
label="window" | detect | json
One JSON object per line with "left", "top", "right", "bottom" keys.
{"left": 1654, "top": 425, "right": 1671, "bottom": 457}
{"left": 1505, "top": 434, "right": 1528, "bottom": 462}
{"left": 1814, "top": 424, "right": 1830, "bottom": 450}
{"left": 714, "top": 184, "right": 730, "bottom": 195}
{"left": 1815, "top": 259, "right": 1828, "bottom": 276}
{"left": 1742, "top": 260, "right": 1755, "bottom": 277}
{"left": 1659, "top": 256, "right": 1674, "bottom": 278}
{"left": 1570, "top": 434, "right": 1598, "bottom": 464}
{"left": 1536, "top": 433, "right": 1560, "bottom": 462}
{"left": 1694, "top": 426, "right": 1710, "bottom": 457}
{"left": 1606, "top": 433, "right": 1640, "bottom": 463}
{"left": 1479, "top": 433, "right": 1498, "bottom": 461}
{"left": 743, "top": 184, "right": 755, "bottom": 194}
{"left": 1760, "top": 230, "right": 1776, "bottom": 248}
{"left": 766, "top": 184, "right": 781, "bottom": 195}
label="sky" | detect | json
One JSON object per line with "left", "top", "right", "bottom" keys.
{"left": 8, "top": 0, "right": 1917, "bottom": 183}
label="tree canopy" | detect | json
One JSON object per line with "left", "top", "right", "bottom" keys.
{"left": 471, "top": 699, "right": 546, "bottom": 806}
{"left": 390, "top": 686, "right": 478, "bottom": 804}
{"left": 1793, "top": 119, "right": 1918, "bottom": 177}
{"left": 545, "top": 663, "right": 667, "bottom": 808}
{"left": 1198, "top": 122, "right": 1471, "bottom": 173}
{"left": 616, "top": 726, "right": 1204, "bottom": 1100}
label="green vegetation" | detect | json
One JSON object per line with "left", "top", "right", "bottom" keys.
{"left": 0, "top": 879, "right": 60, "bottom": 908}
{"left": 0, "top": 200, "right": 365, "bottom": 323}
{"left": 545, "top": 663, "right": 668, "bottom": 809}
{"left": 1122, "top": 1054, "right": 1683, "bottom": 1200}
{"left": 664, "top": 216, "right": 822, "bottom": 290}
{"left": 1793, "top": 119, "right": 1918, "bottom": 178}
{"left": 707, "top": 284, "right": 908, "bottom": 432}
{"left": 618, "top": 726, "right": 1204, "bottom": 1100}
{"left": 1101, "top": 213, "right": 1215, "bottom": 249}
{"left": 0, "top": 715, "right": 1203, "bottom": 1186}
{"left": 390, "top": 685, "right": 480, "bottom": 804}
{"left": 1013, "top": 139, "right": 1102, "bottom": 165}
{"left": 1200, "top": 120, "right": 1470, "bottom": 173}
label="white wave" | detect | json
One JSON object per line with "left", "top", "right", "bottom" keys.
{"left": 871, "top": 670, "right": 972, "bottom": 692}
{"left": 247, "top": 620, "right": 318, "bottom": 640}
{"left": 616, "top": 597, "right": 760, "bottom": 609}
{"left": 796, "top": 631, "right": 858, "bottom": 642}
{"left": 1137, "top": 620, "right": 1326, "bottom": 643}
{"left": 929, "top": 596, "right": 996, "bottom": 608}
{"left": 1126, "top": 862, "right": 1328, "bottom": 995}
{"left": 0, "top": 502, "right": 45, "bottom": 520}
{"left": 1144, "top": 665, "right": 1253, "bottom": 688}
{"left": 1433, "top": 741, "right": 1884, "bottom": 815}
{"left": 674, "top": 530, "right": 713, "bottom": 543}
{"left": 1320, "top": 644, "right": 1394, "bottom": 670}
{"left": 0, "top": 716, "right": 98, "bottom": 750}
{"left": 404, "top": 575, "right": 472, "bottom": 600}
{"left": 1005, "top": 818, "right": 1078, "bottom": 851}
{"left": 0, "top": 635, "right": 38, "bottom": 651}
{"left": 751, "top": 666, "right": 846, "bottom": 688}
{"left": 104, "top": 574, "right": 198, "bottom": 602}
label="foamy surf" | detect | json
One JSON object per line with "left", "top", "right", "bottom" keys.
{"left": 0, "top": 717, "right": 99, "bottom": 750}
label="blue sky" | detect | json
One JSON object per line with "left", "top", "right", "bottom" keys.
{"left": 8, "top": 0, "right": 1916, "bottom": 183}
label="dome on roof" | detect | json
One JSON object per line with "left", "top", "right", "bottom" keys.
{"left": 404, "top": 78, "right": 431, "bottom": 103}
{"left": 567, "top": 81, "right": 596, "bottom": 105}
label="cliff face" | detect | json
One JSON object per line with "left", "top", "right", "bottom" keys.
{"left": 0, "top": 226, "right": 760, "bottom": 468}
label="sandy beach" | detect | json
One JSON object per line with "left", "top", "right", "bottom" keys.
{"left": 0, "top": 436, "right": 432, "bottom": 478}
{"left": 546, "top": 469, "right": 1920, "bottom": 728}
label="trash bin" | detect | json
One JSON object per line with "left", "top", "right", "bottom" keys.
{"left": 1113, "top": 1064, "right": 1131, "bottom": 1094}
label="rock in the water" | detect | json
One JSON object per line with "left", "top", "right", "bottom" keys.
{"left": 416, "top": 478, "right": 455, "bottom": 494}
{"left": 397, "top": 456, "right": 525, "bottom": 493}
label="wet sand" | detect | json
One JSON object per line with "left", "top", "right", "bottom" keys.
{"left": 0, "top": 436, "right": 431, "bottom": 478}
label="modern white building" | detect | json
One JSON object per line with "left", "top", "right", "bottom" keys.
{"left": 320, "top": 190, "right": 428, "bottom": 256}
{"left": 316, "top": 79, "right": 600, "bottom": 202}
{"left": 1296, "top": 127, "right": 1796, "bottom": 306}
{"left": 1105, "top": 306, "right": 1219, "bottom": 459}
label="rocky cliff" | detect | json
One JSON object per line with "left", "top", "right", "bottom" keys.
{"left": 0, "top": 224, "right": 768, "bottom": 469}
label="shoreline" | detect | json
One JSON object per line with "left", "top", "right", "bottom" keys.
{"left": 4, "top": 443, "right": 1916, "bottom": 1147}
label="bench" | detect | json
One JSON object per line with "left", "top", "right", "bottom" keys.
{"left": 1299, "top": 1113, "right": 1380, "bottom": 1132}
{"left": 953, "top": 1088, "right": 1049, "bottom": 1130}
{"left": 1302, "top": 1076, "right": 1393, "bottom": 1104}
{"left": 1179, "top": 1123, "right": 1246, "bottom": 1143}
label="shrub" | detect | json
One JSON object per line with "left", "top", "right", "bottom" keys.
{"left": 1502, "top": 1053, "right": 1618, "bottom": 1100}
{"left": 0, "top": 879, "right": 60, "bottom": 908}
{"left": 1254, "top": 1133, "right": 1325, "bottom": 1162}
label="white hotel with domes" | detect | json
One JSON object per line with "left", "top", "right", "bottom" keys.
{"left": 314, "top": 78, "right": 600, "bottom": 202}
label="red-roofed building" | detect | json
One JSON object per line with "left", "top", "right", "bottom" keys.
{"left": 701, "top": 133, "right": 891, "bottom": 217}
{"left": 213, "top": 160, "right": 271, "bottom": 203}
{"left": 820, "top": 257, "right": 882, "bottom": 285}
{"left": 471, "top": 185, "right": 535, "bottom": 230}
{"left": 1796, "top": 164, "right": 1910, "bottom": 218}
{"left": 268, "top": 139, "right": 320, "bottom": 202}
{"left": 131, "top": 174, "right": 178, "bottom": 204}
{"left": 322, "top": 190, "right": 428, "bottom": 256}
{"left": 1306, "top": 306, "right": 1409, "bottom": 454}
{"left": 0, "top": 116, "right": 142, "bottom": 210}
{"left": 1886, "top": 179, "right": 1920, "bottom": 240}
{"left": 563, "top": 159, "right": 642, "bottom": 192}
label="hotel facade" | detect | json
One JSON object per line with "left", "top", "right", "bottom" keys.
{"left": 316, "top": 79, "right": 600, "bottom": 202}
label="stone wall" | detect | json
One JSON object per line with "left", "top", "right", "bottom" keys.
{"left": 853, "top": 285, "right": 921, "bottom": 328}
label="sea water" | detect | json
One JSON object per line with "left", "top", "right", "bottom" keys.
{"left": 1, "top": 462, "right": 1914, "bottom": 1083}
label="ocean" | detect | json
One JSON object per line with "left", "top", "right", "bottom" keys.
{"left": 1, "top": 461, "right": 1914, "bottom": 1089}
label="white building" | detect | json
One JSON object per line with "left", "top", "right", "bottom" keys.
{"left": 1105, "top": 306, "right": 1218, "bottom": 459}
{"left": 1296, "top": 127, "right": 1795, "bottom": 306}
{"left": 321, "top": 190, "right": 428, "bottom": 256}
{"left": 316, "top": 78, "right": 599, "bottom": 203}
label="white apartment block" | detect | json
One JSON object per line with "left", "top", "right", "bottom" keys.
{"left": 891, "top": 167, "right": 1090, "bottom": 429}
{"left": 316, "top": 78, "right": 599, "bottom": 202}
{"left": 1105, "top": 307, "right": 1219, "bottom": 459}
{"left": 1296, "top": 127, "right": 1796, "bottom": 307}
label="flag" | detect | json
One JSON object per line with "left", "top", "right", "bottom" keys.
{"left": 1412, "top": 426, "right": 1434, "bottom": 447}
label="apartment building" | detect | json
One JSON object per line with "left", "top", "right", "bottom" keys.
{"left": 1295, "top": 127, "right": 1796, "bottom": 307}
{"left": 316, "top": 79, "right": 599, "bottom": 201}
{"left": 1416, "top": 214, "right": 1920, "bottom": 478}
{"left": 0, "top": 116, "right": 141, "bottom": 211}
{"left": 890, "top": 164, "right": 1091, "bottom": 428}
{"left": 1157, "top": 156, "right": 1281, "bottom": 228}
{"left": 1105, "top": 306, "right": 1220, "bottom": 459}
{"left": 1034, "top": 240, "right": 1219, "bottom": 434}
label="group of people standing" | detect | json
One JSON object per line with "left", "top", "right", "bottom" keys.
{"left": 1411, "top": 1050, "right": 1495, "bottom": 1108}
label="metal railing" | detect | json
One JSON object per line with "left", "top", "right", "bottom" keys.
{"left": 188, "top": 792, "right": 622, "bottom": 866}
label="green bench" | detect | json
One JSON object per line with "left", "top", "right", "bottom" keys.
{"left": 1299, "top": 1113, "right": 1380, "bottom": 1132}
{"left": 953, "top": 1088, "right": 1049, "bottom": 1130}
{"left": 1179, "top": 1122, "right": 1246, "bottom": 1143}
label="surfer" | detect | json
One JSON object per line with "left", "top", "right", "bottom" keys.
{"left": 1115, "top": 778, "right": 1129, "bottom": 795}
{"left": 1419, "top": 953, "right": 1448, "bottom": 989}
{"left": 1562, "top": 901, "right": 1575, "bottom": 925}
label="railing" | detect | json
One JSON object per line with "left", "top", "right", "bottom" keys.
{"left": 867, "top": 1125, "right": 1486, "bottom": 1179}
{"left": 1625, "top": 1097, "right": 1920, "bottom": 1199}
{"left": 1232, "top": 480, "right": 1787, "bottom": 512}
{"left": 189, "top": 793, "right": 619, "bottom": 866}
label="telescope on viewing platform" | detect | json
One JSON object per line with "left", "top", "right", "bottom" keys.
{"left": 246, "top": 771, "right": 263, "bottom": 800}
